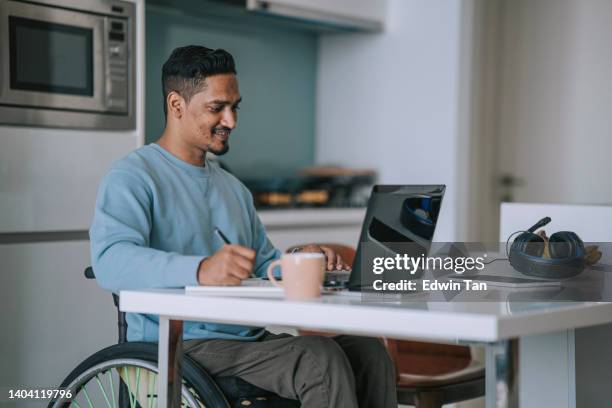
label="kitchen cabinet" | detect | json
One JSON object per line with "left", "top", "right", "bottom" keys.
{"left": 148, "top": 0, "right": 386, "bottom": 32}
{"left": 246, "top": 0, "right": 386, "bottom": 31}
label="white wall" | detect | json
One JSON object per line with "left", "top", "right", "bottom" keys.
{"left": 495, "top": 0, "right": 612, "bottom": 205}
{"left": 315, "top": 0, "right": 468, "bottom": 241}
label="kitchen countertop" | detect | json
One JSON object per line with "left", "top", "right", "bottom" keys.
{"left": 257, "top": 208, "right": 366, "bottom": 227}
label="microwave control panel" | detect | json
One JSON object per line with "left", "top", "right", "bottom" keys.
{"left": 106, "top": 18, "right": 129, "bottom": 113}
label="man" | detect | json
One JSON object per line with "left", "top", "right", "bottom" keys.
{"left": 90, "top": 45, "right": 397, "bottom": 407}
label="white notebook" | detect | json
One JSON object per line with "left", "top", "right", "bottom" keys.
{"left": 186, "top": 278, "right": 283, "bottom": 298}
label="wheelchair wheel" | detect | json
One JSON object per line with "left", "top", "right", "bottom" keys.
{"left": 49, "top": 342, "right": 229, "bottom": 408}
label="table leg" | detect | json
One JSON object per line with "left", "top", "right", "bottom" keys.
{"left": 520, "top": 330, "right": 576, "bottom": 407}
{"left": 158, "top": 316, "right": 184, "bottom": 407}
{"left": 485, "top": 339, "right": 519, "bottom": 408}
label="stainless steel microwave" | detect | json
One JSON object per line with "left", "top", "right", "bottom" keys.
{"left": 0, "top": 0, "right": 135, "bottom": 129}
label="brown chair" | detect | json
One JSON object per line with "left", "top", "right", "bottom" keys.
{"left": 384, "top": 339, "right": 484, "bottom": 408}
{"left": 299, "top": 243, "right": 485, "bottom": 408}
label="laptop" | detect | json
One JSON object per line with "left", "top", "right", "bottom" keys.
{"left": 347, "top": 185, "right": 445, "bottom": 292}
{"left": 186, "top": 185, "right": 446, "bottom": 296}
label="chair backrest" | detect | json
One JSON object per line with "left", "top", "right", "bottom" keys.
{"left": 385, "top": 339, "right": 472, "bottom": 377}
{"left": 84, "top": 267, "right": 128, "bottom": 344}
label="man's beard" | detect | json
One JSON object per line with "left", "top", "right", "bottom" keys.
{"left": 209, "top": 142, "right": 229, "bottom": 156}
{"left": 210, "top": 127, "right": 230, "bottom": 155}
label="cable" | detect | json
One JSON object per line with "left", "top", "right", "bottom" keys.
{"left": 483, "top": 257, "right": 508, "bottom": 265}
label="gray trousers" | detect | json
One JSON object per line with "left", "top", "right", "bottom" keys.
{"left": 185, "top": 332, "right": 397, "bottom": 407}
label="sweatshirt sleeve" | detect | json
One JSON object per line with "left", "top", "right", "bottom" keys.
{"left": 89, "top": 169, "right": 201, "bottom": 291}
{"left": 245, "top": 192, "right": 281, "bottom": 278}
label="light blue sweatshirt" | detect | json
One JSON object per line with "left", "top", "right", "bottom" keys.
{"left": 90, "top": 143, "right": 281, "bottom": 342}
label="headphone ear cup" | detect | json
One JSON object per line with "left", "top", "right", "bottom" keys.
{"left": 518, "top": 233, "right": 546, "bottom": 257}
{"left": 509, "top": 232, "right": 544, "bottom": 274}
{"left": 549, "top": 231, "right": 584, "bottom": 259}
{"left": 509, "top": 225, "right": 586, "bottom": 278}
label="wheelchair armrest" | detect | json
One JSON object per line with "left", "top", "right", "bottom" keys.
{"left": 82, "top": 265, "right": 128, "bottom": 344}
{"left": 111, "top": 293, "right": 128, "bottom": 344}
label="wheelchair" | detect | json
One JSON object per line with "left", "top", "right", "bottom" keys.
{"left": 48, "top": 267, "right": 300, "bottom": 408}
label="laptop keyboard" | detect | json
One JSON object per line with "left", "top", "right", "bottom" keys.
{"left": 242, "top": 270, "right": 351, "bottom": 288}
{"left": 241, "top": 278, "right": 275, "bottom": 287}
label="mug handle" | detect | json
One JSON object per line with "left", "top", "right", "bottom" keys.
{"left": 267, "top": 260, "right": 283, "bottom": 287}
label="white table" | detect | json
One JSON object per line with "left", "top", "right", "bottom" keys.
{"left": 120, "top": 289, "right": 612, "bottom": 408}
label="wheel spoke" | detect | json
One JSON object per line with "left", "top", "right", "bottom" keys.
{"left": 95, "top": 374, "right": 113, "bottom": 407}
{"left": 135, "top": 367, "right": 141, "bottom": 402}
{"left": 109, "top": 369, "right": 116, "bottom": 408}
{"left": 148, "top": 371, "right": 155, "bottom": 408}
{"left": 153, "top": 372, "right": 157, "bottom": 408}
{"left": 82, "top": 384, "right": 94, "bottom": 408}
{"left": 123, "top": 366, "right": 136, "bottom": 408}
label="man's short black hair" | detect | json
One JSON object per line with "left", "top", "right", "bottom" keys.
{"left": 161, "top": 45, "right": 237, "bottom": 116}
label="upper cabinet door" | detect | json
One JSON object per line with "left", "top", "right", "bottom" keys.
{"left": 246, "top": 0, "right": 387, "bottom": 31}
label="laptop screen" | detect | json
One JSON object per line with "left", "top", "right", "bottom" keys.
{"left": 348, "top": 185, "right": 446, "bottom": 291}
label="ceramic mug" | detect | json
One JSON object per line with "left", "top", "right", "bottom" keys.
{"left": 266, "top": 253, "right": 325, "bottom": 300}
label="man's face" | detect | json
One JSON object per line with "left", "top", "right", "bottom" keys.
{"left": 180, "top": 74, "right": 241, "bottom": 156}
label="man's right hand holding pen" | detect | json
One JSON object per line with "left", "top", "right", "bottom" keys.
{"left": 197, "top": 244, "right": 256, "bottom": 286}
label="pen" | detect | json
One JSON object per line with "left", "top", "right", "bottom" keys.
{"left": 214, "top": 227, "right": 255, "bottom": 278}
{"left": 214, "top": 227, "right": 231, "bottom": 245}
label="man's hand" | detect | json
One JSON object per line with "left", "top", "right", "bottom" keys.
{"left": 296, "top": 244, "right": 350, "bottom": 271}
{"left": 198, "top": 244, "right": 255, "bottom": 285}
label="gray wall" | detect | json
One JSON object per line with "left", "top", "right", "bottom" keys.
{"left": 145, "top": 4, "right": 317, "bottom": 177}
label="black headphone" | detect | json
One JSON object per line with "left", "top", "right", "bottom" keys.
{"left": 400, "top": 195, "right": 441, "bottom": 240}
{"left": 508, "top": 217, "right": 586, "bottom": 279}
